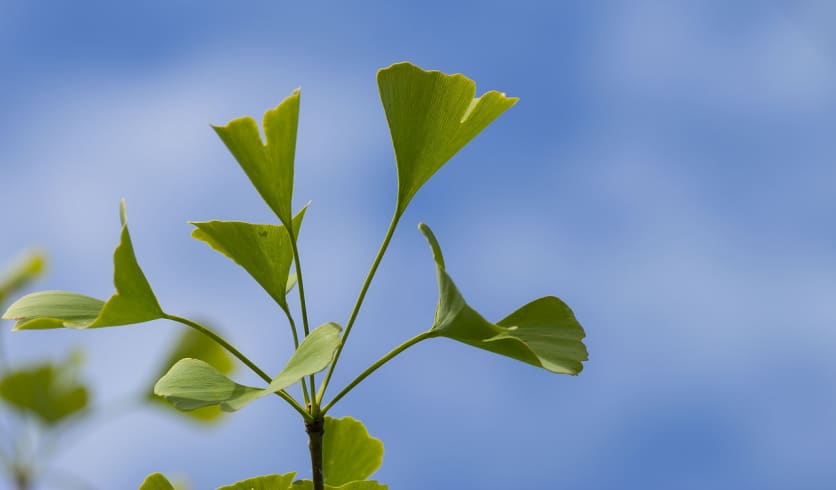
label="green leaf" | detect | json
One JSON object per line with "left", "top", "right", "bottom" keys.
{"left": 213, "top": 89, "right": 300, "bottom": 227}
{"left": 139, "top": 473, "right": 175, "bottom": 490}
{"left": 147, "top": 327, "right": 235, "bottom": 422}
{"left": 2, "top": 201, "right": 164, "bottom": 330}
{"left": 155, "top": 322, "right": 342, "bottom": 411}
{"left": 1, "top": 291, "right": 104, "bottom": 330}
{"left": 322, "top": 416, "right": 384, "bottom": 486}
{"left": 153, "top": 358, "right": 261, "bottom": 412}
{"left": 0, "top": 354, "right": 88, "bottom": 425}
{"left": 217, "top": 473, "right": 296, "bottom": 490}
{"left": 377, "top": 62, "right": 518, "bottom": 215}
{"left": 419, "top": 223, "right": 588, "bottom": 375}
{"left": 0, "top": 250, "right": 46, "bottom": 306}
{"left": 291, "top": 481, "right": 387, "bottom": 490}
{"left": 190, "top": 206, "right": 307, "bottom": 313}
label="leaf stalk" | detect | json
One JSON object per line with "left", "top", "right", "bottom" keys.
{"left": 318, "top": 210, "right": 402, "bottom": 404}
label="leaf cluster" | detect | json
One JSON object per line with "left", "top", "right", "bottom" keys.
{"left": 2, "top": 62, "right": 588, "bottom": 488}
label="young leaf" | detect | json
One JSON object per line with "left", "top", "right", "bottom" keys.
{"left": 153, "top": 358, "right": 262, "bottom": 412}
{"left": 290, "top": 481, "right": 387, "bottom": 490}
{"left": 147, "top": 327, "right": 235, "bottom": 423}
{"left": 216, "top": 473, "right": 296, "bottom": 490}
{"left": 419, "top": 223, "right": 588, "bottom": 375}
{"left": 0, "top": 250, "right": 46, "bottom": 306}
{"left": 377, "top": 62, "right": 518, "bottom": 215}
{"left": 139, "top": 473, "right": 175, "bottom": 490}
{"left": 155, "top": 322, "right": 342, "bottom": 412}
{"left": 0, "top": 355, "right": 88, "bottom": 425}
{"left": 322, "top": 416, "right": 384, "bottom": 486}
{"left": 2, "top": 201, "right": 165, "bottom": 330}
{"left": 190, "top": 205, "right": 307, "bottom": 314}
{"left": 213, "top": 89, "right": 300, "bottom": 228}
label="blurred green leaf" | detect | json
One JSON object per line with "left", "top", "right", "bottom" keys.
{"left": 377, "top": 62, "right": 518, "bottom": 215}
{"left": 147, "top": 327, "right": 235, "bottom": 422}
{"left": 155, "top": 323, "right": 341, "bottom": 412}
{"left": 0, "top": 250, "right": 46, "bottom": 306}
{"left": 213, "top": 89, "right": 300, "bottom": 228}
{"left": 322, "top": 416, "right": 383, "bottom": 486}
{"left": 217, "top": 473, "right": 296, "bottom": 490}
{"left": 2, "top": 200, "right": 164, "bottom": 330}
{"left": 190, "top": 206, "right": 307, "bottom": 313}
{"left": 419, "top": 223, "right": 588, "bottom": 375}
{"left": 290, "top": 481, "right": 387, "bottom": 490}
{"left": 139, "top": 473, "right": 175, "bottom": 490}
{"left": 0, "top": 354, "right": 88, "bottom": 425}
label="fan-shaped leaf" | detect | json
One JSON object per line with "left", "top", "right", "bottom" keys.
{"left": 322, "top": 416, "right": 384, "bottom": 486}
{"left": 147, "top": 327, "right": 235, "bottom": 422}
{"left": 139, "top": 473, "right": 175, "bottom": 490}
{"left": 213, "top": 89, "right": 300, "bottom": 227}
{"left": 155, "top": 323, "right": 342, "bottom": 411}
{"left": 2, "top": 201, "right": 164, "bottom": 330}
{"left": 217, "top": 472, "right": 296, "bottom": 490}
{"left": 419, "top": 223, "right": 587, "bottom": 375}
{"left": 153, "top": 358, "right": 261, "bottom": 412}
{"left": 0, "top": 354, "right": 88, "bottom": 425}
{"left": 190, "top": 206, "right": 307, "bottom": 313}
{"left": 378, "top": 62, "right": 518, "bottom": 215}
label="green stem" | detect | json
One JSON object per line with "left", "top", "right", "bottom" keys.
{"left": 283, "top": 311, "right": 311, "bottom": 405}
{"left": 318, "top": 211, "right": 401, "bottom": 404}
{"left": 164, "top": 314, "right": 311, "bottom": 421}
{"left": 289, "top": 233, "right": 317, "bottom": 413}
{"left": 321, "top": 330, "right": 435, "bottom": 414}
{"left": 306, "top": 418, "right": 325, "bottom": 490}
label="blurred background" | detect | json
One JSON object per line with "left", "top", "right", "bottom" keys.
{"left": 2, "top": 1, "right": 836, "bottom": 488}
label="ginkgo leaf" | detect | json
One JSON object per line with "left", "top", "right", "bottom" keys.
{"left": 153, "top": 357, "right": 261, "bottom": 412}
{"left": 139, "top": 473, "right": 175, "bottom": 490}
{"left": 216, "top": 473, "right": 296, "bottom": 490}
{"left": 322, "top": 416, "right": 384, "bottom": 486}
{"left": 147, "top": 326, "right": 235, "bottom": 422}
{"left": 190, "top": 206, "right": 307, "bottom": 313}
{"left": 154, "top": 323, "right": 342, "bottom": 412}
{"left": 2, "top": 201, "right": 164, "bottom": 330}
{"left": 0, "top": 250, "right": 46, "bottom": 306}
{"left": 419, "top": 223, "right": 587, "bottom": 375}
{"left": 0, "top": 353, "right": 88, "bottom": 425}
{"left": 213, "top": 89, "right": 300, "bottom": 228}
{"left": 378, "top": 62, "right": 518, "bottom": 215}
{"left": 290, "top": 481, "right": 387, "bottom": 490}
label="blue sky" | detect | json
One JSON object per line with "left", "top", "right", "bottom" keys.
{"left": 2, "top": 1, "right": 836, "bottom": 489}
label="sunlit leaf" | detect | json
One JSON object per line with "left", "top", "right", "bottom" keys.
{"left": 290, "top": 481, "right": 387, "bottom": 490}
{"left": 213, "top": 89, "right": 300, "bottom": 228}
{"left": 217, "top": 473, "right": 296, "bottom": 490}
{"left": 0, "top": 354, "right": 88, "bottom": 425}
{"left": 0, "top": 250, "right": 46, "bottom": 306}
{"left": 2, "top": 201, "right": 164, "bottom": 330}
{"left": 153, "top": 358, "right": 261, "bottom": 412}
{"left": 155, "top": 323, "right": 342, "bottom": 411}
{"left": 190, "top": 206, "right": 307, "bottom": 313}
{"left": 147, "top": 327, "right": 235, "bottom": 422}
{"left": 419, "top": 223, "right": 587, "bottom": 375}
{"left": 378, "top": 62, "right": 518, "bottom": 215}
{"left": 139, "top": 473, "right": 175, "bottom": 490}
{"left": 322, "top": 416, "right": 384, "bottom": 486}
